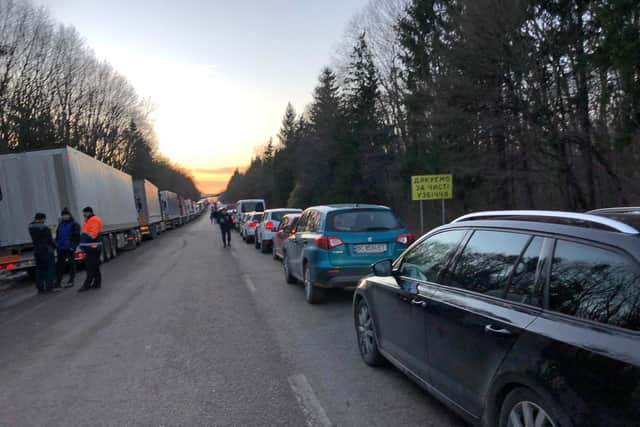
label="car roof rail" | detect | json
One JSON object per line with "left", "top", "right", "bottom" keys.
{"left": 451, "top": 210, "right": 639, "bottom": 234}
{"left": 587, "top": 207, "right": 640, "bottom": 215}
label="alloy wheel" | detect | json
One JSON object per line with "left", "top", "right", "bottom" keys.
{"left": 507, "top": 401, "right": 556, "bottom": 427}
{"left": 357, "top": 303, "right": 375, "bottom": 356}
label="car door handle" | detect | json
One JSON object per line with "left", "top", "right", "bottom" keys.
{"left": 411, "top": 299, "right": 426, "bottom": 308}
{"left": 484, "top": 324, "right": 512, "bottom": 336}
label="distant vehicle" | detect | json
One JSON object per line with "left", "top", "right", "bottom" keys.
{"left": 134, "top": 179, "right": 163, "bottom": 239}
{"left": 160, "top": 191, "right": 182, "bottom": 229}
{"left": 234, "top": 199, "right": 265, "bottom": 229}
{"left": 272, "top": 213, "right": 301, "bottom": 261}
{"left": 240, "top": 212, "right": 264, "bottom": 244}
{"left": 354, "top": 210, "right": 640, "bottom": 427}
{"left": 0, "top": 146, "right": 141, "bottom": 274}
{"left": 255, "top": 208, "right": 302, "bottom": 253}
{"left": 283, "top": 204, "right": 412, "bottom": 304}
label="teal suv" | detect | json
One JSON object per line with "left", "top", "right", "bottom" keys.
{"left": 283, "top": 204, "right": 413, "bottom": 304}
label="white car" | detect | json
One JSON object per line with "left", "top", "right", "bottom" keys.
{"left": 241, "top": 211, "right": 264, "bottom": 244}
{"left": 255, "top": 208, "right": 302, "bottom": 253}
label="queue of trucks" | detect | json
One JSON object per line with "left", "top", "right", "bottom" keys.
{"left": 0, "top": 146, "right": 207, "bottom": 276}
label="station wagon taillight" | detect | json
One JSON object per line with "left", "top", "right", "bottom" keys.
{"left": 248, "top": 221, "right": 258, "bottom": 228}
{"left": 396, "top": 234, "right": 415, "bottom": 245}
{"left": 316, "top": 236, "right": 344, "bottom": 250}
{"left": 265, "top": 221, "right": 274, "bottom": 230}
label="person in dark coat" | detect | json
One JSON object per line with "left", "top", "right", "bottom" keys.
{"left": 55, "top": 208, "right": 80, "bottom": 288}
{"left": 217, "top": 209, "right": 232, "bottom": 247}
{"left": 28, "top": 213, "right": 58, "bottom": 294}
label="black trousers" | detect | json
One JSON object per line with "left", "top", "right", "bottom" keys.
{"left": 220, "top": 227, "right": 231, "bottom": 245}
{"left": 82, "top": 248, "right": 102, "bottom": 288}
{"left": 56, "top": 249, "right": 76, "bottom": 285}
{"left": 35, "top": 252, "right": 55, "bottom": 291}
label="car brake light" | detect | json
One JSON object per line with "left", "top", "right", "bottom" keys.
{"left": 6, "top": 263, "right": 15, "bottom": 270}
{"left": 396, "top": 234, "right": 415, "bottom": 245}
{"left": 265, "top": 221, "right": 274, "bottom": 230}
{"left": 316, "top": 236, "right": 344, "bottom": 250}
{"left": 248, "top": 221, "right": 258, "bottom": 227}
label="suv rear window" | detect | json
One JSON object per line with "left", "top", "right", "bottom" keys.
{"left": 242, "top": 202, "right": 264, "bottom": 212}
{"left": 326, "top": 209, "right": 401, "bottom": 232}
{"left": 251, "top": 213, "right": 264, "bottom": 222}
{"left": 550, "top": 240, "right": 640, "bottom": 332}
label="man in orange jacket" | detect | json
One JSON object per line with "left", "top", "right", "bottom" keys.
{"left": 78, "top": 206, "right": 104, "bottom": 292}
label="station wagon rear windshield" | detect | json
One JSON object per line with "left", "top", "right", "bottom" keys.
{"left": 326, "top": 209, "right": 401, "bottom": 232}
{"left": 271, "top": 210, "right": 299, "bottom": 222}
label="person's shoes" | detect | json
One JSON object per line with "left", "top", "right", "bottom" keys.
{"left": 63, "top": 282, "right": 74, "bottom": 288}
{"left": 77, "top": 286, "right": 91, "bottom": 293}
{"left": 91, "top": 284, "right": 101, "bottom": 290}
{"left": 48, "top": 288, "right": 62, "bottom": 293}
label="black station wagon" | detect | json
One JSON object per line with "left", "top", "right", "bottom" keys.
{"left": 353, "top": 210, "right": 640, "bottom": 427}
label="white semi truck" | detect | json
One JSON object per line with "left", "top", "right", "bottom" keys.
{"left": 134, "top": 179, "right": 163, "bottom": 238}
{"left": 0, "top": 146, "right": 141, "bottom": 274}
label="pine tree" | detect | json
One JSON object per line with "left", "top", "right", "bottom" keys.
{"left": 278, "top": 103, "right": 297, "bottom": 147}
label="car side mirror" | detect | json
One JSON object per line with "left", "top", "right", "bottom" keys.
{"left": 372, "top": 259, "right": 394, "bottom": 277}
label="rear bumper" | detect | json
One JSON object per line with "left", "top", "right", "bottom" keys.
{"left": 314, "top": 266, "right": 371, "bottom": 289}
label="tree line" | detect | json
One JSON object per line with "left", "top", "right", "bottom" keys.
{"left": 223, "top": 0, "right": 640, "bottom": 231}
{"left": 0, "top": 0, "right": 200, "bottom": 199}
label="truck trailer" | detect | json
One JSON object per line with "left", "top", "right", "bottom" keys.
{"left": 133, "top": 179, "right": 163, "bottom": 238}
{"left": 0, "top": 146, "right": 141, "bottom": 274}
{"left": 160, "top": 190, "right": 182, "bottom": 229}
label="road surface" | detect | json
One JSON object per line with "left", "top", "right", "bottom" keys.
{"left": 0, "top": 217, "right": 465, "bottom": 427}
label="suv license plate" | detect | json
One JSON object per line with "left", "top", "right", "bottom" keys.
{"left": 353, "top": 244, "right": 387, "bottom": 254}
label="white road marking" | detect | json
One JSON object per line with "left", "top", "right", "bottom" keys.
{"left": 242, "top": 274, "right": 256, "bottom": 293}
{"left": 288, "top": 374, "right": 333, "bottom": 427}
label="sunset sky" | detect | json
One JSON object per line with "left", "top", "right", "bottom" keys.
{"left": 36, "top": 0, "right": 369, "bottom": 193}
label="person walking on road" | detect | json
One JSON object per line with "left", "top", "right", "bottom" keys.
{"left": 78, "top": 207, "right": 104, "bottom": 292}
{"left": 28, "top": 213, "right": 58, "bottom": 294}
{"left": 55, "top": 208, "right": 80, "bottom": 288}
{"left": 217, "top": 208, "right": 232, "bottom": 248}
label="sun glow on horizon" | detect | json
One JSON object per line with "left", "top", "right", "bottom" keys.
{"left": 90, "top": 43, "right": 280, "bottom": 193}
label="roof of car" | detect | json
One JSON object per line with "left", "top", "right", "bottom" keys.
{"left": 307, "top": 204, "right": 391, "bottom": 213}
{"left": 264, "top": 208, "right": 303, "bottom": 213}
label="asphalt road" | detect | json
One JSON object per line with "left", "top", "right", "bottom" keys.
{"left": 0, "top": 216, "right": 465, "bottom": 427}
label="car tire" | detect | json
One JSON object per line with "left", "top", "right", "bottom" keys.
{"left": 303, "top": 265, "right": 324, "bottom": 304}
{"left": 283, "top": 254, "right": 296, "bottom": 284}
{"left": 355, "top": 298, "right": 386, "bottom": 367}
{"left": 499, "top": 387, "right": 568, "bottom": 427}
{"left": 261, "top": 239, "right": 270, "bottom": 254}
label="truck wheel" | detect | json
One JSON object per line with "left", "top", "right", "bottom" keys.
{"left": 110, "top": 235, "right": 117, "bottom": 258}
{"left": 102, "top": 236, "right": 111, "bottom": 262}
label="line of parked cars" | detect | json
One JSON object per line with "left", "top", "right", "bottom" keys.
{"left": 230, "top": 199, "right": 640, "bottom": 427}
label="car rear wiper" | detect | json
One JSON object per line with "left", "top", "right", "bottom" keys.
{"left": 362, "top": 227, "right": 392, "bottom": 231}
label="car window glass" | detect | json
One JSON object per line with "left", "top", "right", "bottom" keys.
{"left": 446, "top": 231, "right": 530, "bottom": 297}
{"left": 326, "top": 210, "right": 401, "bottom": 232}
{"left": 549, "top": 240, "right": 640, "bottom": 332}
{"left": 399, "top": 230, "right": 466, "bottom": 283}
{"left": 297, "top": 213, "right": 309, "bottom": 232}
{"left": 503, "top": 237, "right": 544, "bottom": 306}
{"left": 278, "top": 217, "right": 289, "bottom": 231}
{"left": 307, "top": 211, "right": 321, "bottom": 232}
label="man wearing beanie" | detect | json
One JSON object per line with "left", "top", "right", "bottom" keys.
{"left": 78, "top": 206, "right": 104, "bottom": 292}
{"left": 28, "top": 212, "right": 58, "bottom": 294}
{"left": 55, "top": 207, "right": 80, "bottom": 288}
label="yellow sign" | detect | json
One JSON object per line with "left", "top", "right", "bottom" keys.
{"left": 412, "top": 175, "right": 453, "bottom": 201}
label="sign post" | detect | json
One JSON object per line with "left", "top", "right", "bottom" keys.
{"left": 411, "top": 174, "right": 453, "bottom": 231}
